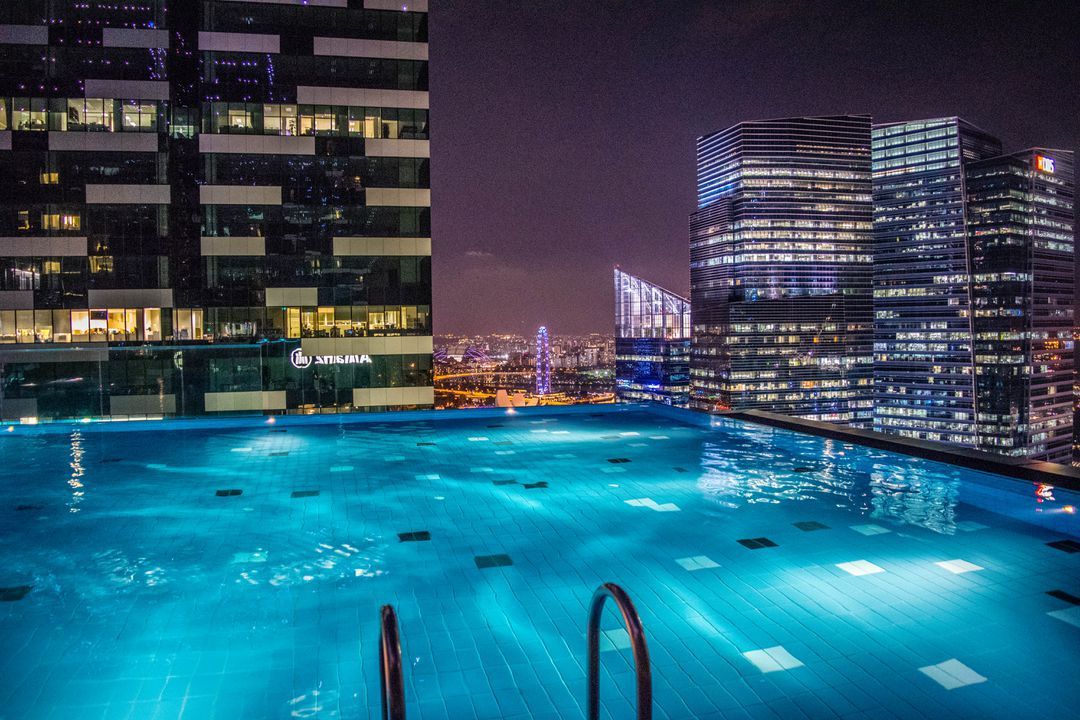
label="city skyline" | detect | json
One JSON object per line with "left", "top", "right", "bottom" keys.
{"left": 431, "top": 0, "right": 1080, "bottom": 335}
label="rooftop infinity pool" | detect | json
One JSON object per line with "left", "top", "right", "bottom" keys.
{"left": 1, "top": 406, "right": 1078, "bottom": 719}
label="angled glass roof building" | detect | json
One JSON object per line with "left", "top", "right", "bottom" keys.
{"left": 614, "top": 267, "right": 690, "bottom": 406}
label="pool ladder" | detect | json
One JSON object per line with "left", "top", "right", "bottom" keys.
{"left": 378, "top": 582, "right": 652, "bottom": 719}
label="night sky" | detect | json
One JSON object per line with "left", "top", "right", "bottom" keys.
{"left": 429, "top": 0, "right": 1080, "bottom": 335}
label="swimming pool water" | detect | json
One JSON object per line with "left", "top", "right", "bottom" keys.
{"left": 1, "top": 406, "right": 1078, "bottom": 719}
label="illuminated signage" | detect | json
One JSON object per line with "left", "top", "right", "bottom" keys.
{"left": 1035, "top": 155, "right": 1055, "bottom": 174}
{"left": 290, "top": 348, "right": 372, "bottom": 369}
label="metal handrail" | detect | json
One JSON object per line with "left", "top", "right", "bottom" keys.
{"left": 379, "top": 604, "right": 406, "bottom": 720}
{"left": 587, "top": 582, "right": 652, "bottom": 720}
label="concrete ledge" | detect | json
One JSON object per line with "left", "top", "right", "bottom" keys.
{"left": 111, "top": 394, "right": 176, "bottom": 416}
{"left": 332, "top": 236, "right": 430, "bottom": 256}
{"left": 363, "top": 138, "right": 429, "bottom": 158}
{"left": 84, "top": 79, "right": 169, "bottom": 101}
{"left": 365, "top": 188, "right": 430, "bottom": 207}
{"left": 296, "top": 86, "right": 428, "bottom": 109}
{"left": 301, "top": 336, "right": 433, "bottom": 356}
{"left": 86, "top": 184, "right": 170, "bottom": 204}
{"left": 48, "top": 132, "right": 159, "bottom": 153}
{"left": 0, "top": 237, "right": 87, "bottom": 257}
{"left": 353, "top": 386, "right": 434, "bottom": 408}
{"left": 725, "top": 408, "right": 1080, "bottom": 492}
{"left": 314, "top": 37, "right": 427, "bottom": 60}
{"left": 102, "top": 28, "right": 169, "bottom": 49}
{"left": 0, "top": 25, "right": 48, "bottom": 45}
{"left": 88, "top": 288, "right": 173, "bottom": 308}
{"left": 204, "top": 390, "right": 286, "bottom": 413}
{"left": 365, "top": 0, "right": 427, "bottom": 10}
{"left": 201, "top": 236, "right": 266, "bottom": 256}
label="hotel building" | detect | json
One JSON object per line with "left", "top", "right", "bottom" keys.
{"left": 614, "top": 267, "right": 691, "bottom": 407}
{"left": 0, "top": 0, "right": 433, "bottom": 420}
{"left": 689, "top": 115, "right": 875, "bottom": 425}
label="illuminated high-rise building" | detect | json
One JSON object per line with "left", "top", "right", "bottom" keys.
{"left": 614, "top": 267, "right": 690, "bottom": 406}
{"left": 0, "top": 1, "right": 433, "bottom": 420}
{"left": 872, "top": 119, "right": 1074, "bottom": 463}
{"left": 871, "top": 118, "right": 1002, "bottom": 445}
{"left": 690, "top": 115, "right": 874, "bottom": 424}
{"left": 535, "top": 326, "right": 551, "bottom": 395}
{"left": 964, "top": 149, "right": 1074, "bottom": 462}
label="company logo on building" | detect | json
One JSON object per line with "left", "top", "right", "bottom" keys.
{"left": 1035, "top": 155, "right": 1055, "bottom": 174}
{"left": 290, "top": 348, "right": 372, "bottom": 369}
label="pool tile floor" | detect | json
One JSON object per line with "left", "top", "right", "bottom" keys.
{"left": 1, "top": 408, "right": 1078, "bottom": 719}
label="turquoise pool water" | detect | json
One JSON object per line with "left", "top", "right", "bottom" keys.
{"left": 1, "top": 406, "right": 1078, "bottom": 719}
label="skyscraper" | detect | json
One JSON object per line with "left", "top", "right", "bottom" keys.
{"left": 872, "top": 119, "right": 1075, "bottom": 463}
{"left": 690, "top": 115, "right": 874, "bottom": 424}
{"left": 614, "top": 267, "right": 690, "bottom": 406}
{"left": 871, "top": 118, "right": 1002, "bottom": 445}
{"left": 0, "top": 1, "right": 433, "bottom": 421}
{"left": 964, "top": 149, "right": 1075, "bottom": 463}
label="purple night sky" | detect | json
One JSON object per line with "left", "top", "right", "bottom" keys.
{"left": 428, "top": 0, "right": 1080, "bottom": 335}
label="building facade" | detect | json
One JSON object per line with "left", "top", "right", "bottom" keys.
{"left": 871, "top": 118, "right": 1002, "bottom": 446}
{"left": 614, "top": 267, "right": 690, "bottom": 406}
{"left": 0, "top": 0, "right": 433, "bottom": 421}
{"left": 689, "top": 115, "right": 874, "bottom": 425}
{"left": 964, "top": 149, "right": 1075, "bottom": 463}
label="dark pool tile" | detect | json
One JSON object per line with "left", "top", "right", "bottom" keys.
{"left": 737, "top": 537, "right": 778, "bottom": 550}
{"left": 673, "top": 467, "right": 688, "bottom": 473}
{"left": 0, "top": 585, "right": 32, "bottom": 602}
{"left": 398, "top": 531, "right": 431, "bottom": 542}
{"left": 216, "top": 489, "right": 243, "bottom": 497}
{"left": 291, "top": 490, "right": 319, "bottom": 498}
{"left": 15, "top": 504, "right": 43, "bottom": 512}
{"left": 493, "top": 441, "right": 514, "bottom": 446}
{"left": 269, "top": 451, "right": 289, "bottom": 457}
{"left": 793, "top": 467, "right": 813, "bottom": 473}
{"left": 523, "top": 481, "right": 548, "bottom": 490}
{"left": 794, "top": 521, "right": 829, "bottom": 532}
{"left": 486, "top": 424, "right": 505, "bottom": 428}
{"left": 474, "top": 554, "right": 513, "bottom": 569}
{"left": 270, "top": 428, "right": 288, "bottom": 433}
{"left": 417, "top": 442, "right": 436, "bottom": 447}
{"left": 492, "top": 480, "right": 517, "bottom": 486}
{"left": 99, "top": 458, "right": 123, "bottom": 464}
{"left": 1047, "top": 590, "right": 1080, "bottom": 605}
{"left": 607, "top": 458, "right": 631, "bottom": 464}
{"left": 1047, "top": 539, "right": 1080, "bottom": 553}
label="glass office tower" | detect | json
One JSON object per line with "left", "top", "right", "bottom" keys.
{"left": 871, "top": 118, "right": 1002, "bottom": 445}
{"left": 0, "top": 0, "right": 433, "bottom": 420}
{"left": 689, "top": 115, "right": 874, "bottom": 424}
{"left": 614, "top": 268, "right": 691, "bottom": 406}
{"left": 964, "top": 149, "right": 1075, "bottom": 463}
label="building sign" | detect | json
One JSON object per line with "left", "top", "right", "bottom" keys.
{"left": 290, "top": 348, "right": 372, "bottom": 369}
{"left": 1035, "top": 155, "right": 1055, "bottom": 174}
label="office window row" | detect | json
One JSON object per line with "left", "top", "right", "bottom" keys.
{"left": 0, "top": 98, "right": 160, "bottom": 132}
{"left": 205, "top": 103, "right": 428, "bottom": 139}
